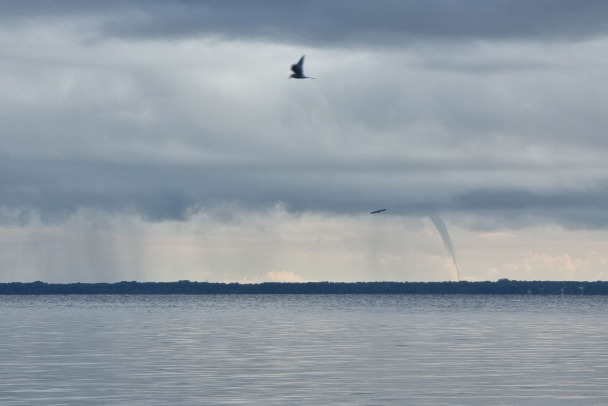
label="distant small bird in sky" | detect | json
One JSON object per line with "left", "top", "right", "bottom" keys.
{"left": 290, "top": 55, "right": 315, "bottom": 79}
{"left": 370, "top": 209, "right": 386, "bottom": 214}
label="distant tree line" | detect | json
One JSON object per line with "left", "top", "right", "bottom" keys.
{"left": 0, "top": 279, "right": 607, "bottom": 295}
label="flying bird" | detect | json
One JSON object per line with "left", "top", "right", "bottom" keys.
{"left": 290, "top": 55, "right": 315, "bottom": 79}
{"left": 370, "top": 209, "right": 386, "bottom": 214}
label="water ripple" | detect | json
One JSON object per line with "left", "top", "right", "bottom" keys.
{"left": 0, "top": 295, "right": 607, "bottom": 405}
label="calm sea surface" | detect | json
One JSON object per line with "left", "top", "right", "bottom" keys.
{"left": 1, "top": 294, "right": 607, "bottom": 405}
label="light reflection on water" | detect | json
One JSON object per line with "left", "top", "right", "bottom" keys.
{"left": 1, "top": 295, "right": 607, "bottom": 405}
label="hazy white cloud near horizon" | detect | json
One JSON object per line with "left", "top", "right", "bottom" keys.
{"left": 1, "top": 1, "right": 608, "bottom": 283}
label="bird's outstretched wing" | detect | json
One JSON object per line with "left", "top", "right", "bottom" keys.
{"left": 291, "top": 55, "right": 305, "bottom": 75}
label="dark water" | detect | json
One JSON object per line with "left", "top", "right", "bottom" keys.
{"left": 1, "top": 295, "right": 607, "bottom": 405}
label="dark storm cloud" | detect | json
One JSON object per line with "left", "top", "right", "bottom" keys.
{"left": 453, "top": 187, "right": 608, "bottom": 228}
{"left": 2, "top": 0, "right": 608, "bottom": 232}
{"left": 3, "top": 152, "right": 608, "bottom": 229}
{"left": 3, "top": 1, "right": 608, "bottom": 45}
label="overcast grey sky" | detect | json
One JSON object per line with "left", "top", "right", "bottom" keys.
{"left": 1, "top": 1, "right": 608, "bottom": 283}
